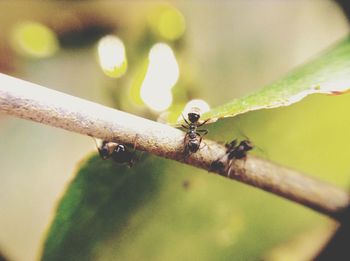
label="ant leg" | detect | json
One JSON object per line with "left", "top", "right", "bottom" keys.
{"left": 197, "top": 119, "right": 210, "bottom": 127}
{"left": 198, "top": 135, "right": 205, "bottom": 150}
{"left": 183, "top": 133, "right": 191, "bottom": 158}
{"left": 197, "top": 129, "right": 208, "bottom": 136}
{"left": 131, "top": 135, "right": 141, "bottom": 165}
{"left": 199, "top": 141, "right": 207, "bottom": 150}
{"left": 91, "top": 137, "right": 100, "bottom": 150}
{"left": 132, "top": 134, "right": 139, "bottom": 151}
{"left": 227, "top": 166, "right": 232, "bottom": 178}
{"left": 181, "top": 124, "right": 189, "bottom": 129}
{"left": 182, "top": 113, "right": 190, "bottom": 125}
{"left": 194, "top": 132, "right": 207, "bottom": 150}
{"left": 91, "top": 137, "right": 111, "bottom": 160}
{"left": 227, "top": 159, "right": 233, "bottom": 177}
{"left": 226, "top": 139, "right": 238, "bottom": 150}
{"left": 196, "top": 131, "right": 208, "bottom": 139}
{"left": 127, "top": 159, "right": 134, "bottom": 168}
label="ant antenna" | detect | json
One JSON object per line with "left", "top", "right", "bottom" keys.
{"left": 91, "top": 136, "right": 101, "bottom": 149}
{"left": 235, "top": 125, "right": 268, "bottom": 158}
{"left": 132, "top": 134, "right": 140, "bottom": 151}
{"left": 90, "top": 136, "right": 105, "bottom": 154}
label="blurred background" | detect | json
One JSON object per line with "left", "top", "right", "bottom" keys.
{"left": 0, "top": 1, "right": 350, "bottom": 260}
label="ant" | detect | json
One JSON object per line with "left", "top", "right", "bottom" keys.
{"left": 94, "top": 139, "right": 137, "bottom": 167}
{"left": 226, "top": 139, "right": 253, "bottom": 160}
{"left": 181, "top": 107, "right": 209, "bottom": 156}
{"left": 211, "top": 139, "right": 253, "bottom": 176}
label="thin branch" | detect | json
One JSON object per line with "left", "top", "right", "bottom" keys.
{"left": 0, "top": 73, "right": 349, "bottom": 220}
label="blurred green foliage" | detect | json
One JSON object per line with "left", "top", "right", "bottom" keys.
{"left": 10, "top": 21, "right": 58, "bottom": 58}
{"left": 148, "top": 4, "right": 186, "bottom": 41}
{"left": 42, "top": 152, "right": 327, "bottom": 261}
{"left": 1, "top": 2, "right": 349, "bottom": 260}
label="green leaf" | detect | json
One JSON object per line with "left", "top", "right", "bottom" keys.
{"left": 41, "top": 154, "right": 167, "bottom": 261}
{"left": 41, "top": 153, "right": 325, "bottom": 261}
{"left": 202, "top": 37, "right": 350, "bottom": 121}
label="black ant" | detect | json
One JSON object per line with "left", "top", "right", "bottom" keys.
{"left": 211, "top": 139, "right": 253, "bottom": 176}
{"left": 94, "top": 139, "right": 137, "bottom": 167}
{"left": 226, "top": 139, "right": 253, "bottom": 160}
{"left": 181, "top": 107, "right": 209, "bottom": 156}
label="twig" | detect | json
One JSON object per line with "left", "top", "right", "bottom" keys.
{"left": 0, "top": 73, "right": 349, "bottom": 220}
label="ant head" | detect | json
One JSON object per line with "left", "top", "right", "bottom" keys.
{"left": 240, "top": 140, "right": 253, "bottom": 151}
{"left": 188, "top": 112, "right": 200, "bottom": 123}
{"left": 99, "top": 147, "right": 110, "bottom": 159}
{"left": 187, "top": 107, "right": 201, "bottom": 123}
{"left": 225, "top": 139, "right": 238, "bottom": 151}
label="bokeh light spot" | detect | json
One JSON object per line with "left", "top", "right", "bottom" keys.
{"left": 130, "top": 59, "right": 149, "bottom": 106}
{"left": 141, "top": 88, "right": 173, "bottom": 112}
{"left": 97, "top": 35, "right": 127, "bottom": 78}
{"left": 140, "top": 43, "right": 179, "bottom": 111}
{"left": 10, "top": 21, "right": 58, "bottom": 58}
{"left": 148, "top": 43, "right": 179, "bottom": 88}
{"left": 148, "top": 5, "right": 186, "bottom": 41}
